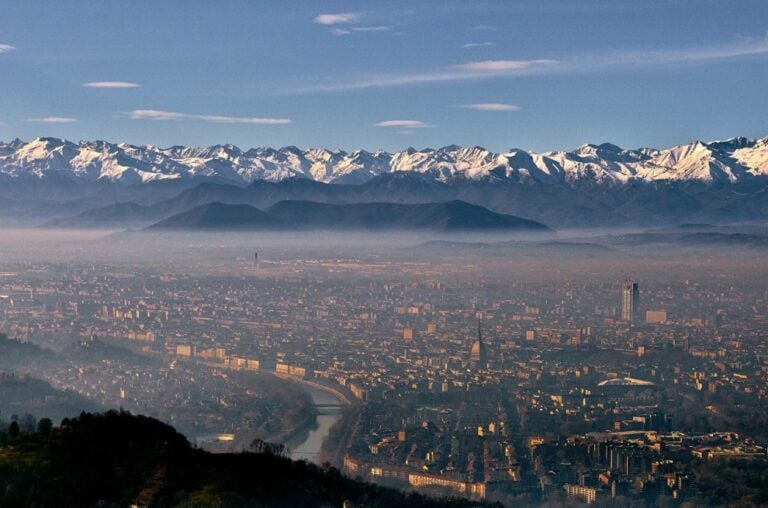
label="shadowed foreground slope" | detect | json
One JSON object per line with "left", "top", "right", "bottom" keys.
{"left": 0, "top": 410, "right": 490, "bottom": 508}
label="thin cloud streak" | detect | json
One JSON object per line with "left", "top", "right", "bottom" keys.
{"left": 129, "top": 110, "right": 185, "bottom": 121}
{"left": 461, "top": 103, "right": 520, "bottom": 111}
{"left": 314, "top": 13, "right": 361, "bottom": 25}
{"left": 454, "top": 59, "right": 557, "bottom": 72}
{"left": 0, "top": 44, "right": 17, "bottom": 53}
{"left": 373, "top": 120, "right": 431, "bottom": 128}
{"left": 196, "top": 114, "right": 292, "bottom": 125}
{"left": 128, "top": 109, "right": 291, "bottom": 124}
{"left": 351, "top": 26, "right": 391, "bottom": 32}
{"left": 462, "top": 42, "right": 495, "bottom": 49}
{"left": 83, "top": 81, "right": 141, "bottom": 88}
{"left": 288, "top": 59, "right": 557, "bottom": 94}
{"left": 582, "top": 40, "right": 768, "bottom": 68}
{"left": 331, "top": 25, "right": 391, "bottom": 36}
{"left": 468, "top": 24, "right": 496, "bottom": 31}
{"left": 27, "top": 117, "right": 77, "bottom": 123}
{"left": 285, "top": 39, "right": 768, "bottom": 95}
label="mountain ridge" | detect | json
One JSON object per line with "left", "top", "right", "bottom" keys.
{"left": 5, "top": 134, "right": 768, "bottom": 228}
{"left": 3, "top": 134, "right": 768, "bottom": 187}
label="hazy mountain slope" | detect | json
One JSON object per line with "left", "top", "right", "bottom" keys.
{"left": 41, "top": 201, "right": 164, "bottom": 228}
{"left": 0, "top": 373, "right": 101, "bottom": 423}
{"left": 147, "top": 202, "right": 284, "bottom": 230}
{"left": 266, "top": 200, "right": 549, "bottom": 230}
{"left": 147, "top": 200, "right": 549, "bottom": 231}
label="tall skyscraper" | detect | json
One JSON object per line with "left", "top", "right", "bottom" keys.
{"left": 621, "top": 278, "right": 640, "bottom": 322}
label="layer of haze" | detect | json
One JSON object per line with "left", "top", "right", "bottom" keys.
{"left": 0, "top": 229, "right": 764, "bottom": 285}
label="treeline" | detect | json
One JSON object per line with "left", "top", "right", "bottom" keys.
{"left": 694, "top": 459, "right": 768, "bottom": 506}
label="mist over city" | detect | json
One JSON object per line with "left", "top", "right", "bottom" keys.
{"left": 1, "top": 227, "right": 767, "bottom": 506}
{"left": 2, "top": 1, "right": 768, "bottom": 507}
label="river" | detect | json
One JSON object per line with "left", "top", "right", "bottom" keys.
{"left": 287, "top": 383, "right": 344, "bottom": 463}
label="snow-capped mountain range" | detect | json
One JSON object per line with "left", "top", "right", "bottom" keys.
{"left": 2, "top": 135, "right": 768, "bottom": 186}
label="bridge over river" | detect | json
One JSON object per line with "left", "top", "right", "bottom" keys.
{"left": 286, "top": 382, "right": 349, "bottom": 463}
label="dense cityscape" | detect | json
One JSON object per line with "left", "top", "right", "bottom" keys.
{"left": 1, "top": 232, "right": 766, "bottom": 505}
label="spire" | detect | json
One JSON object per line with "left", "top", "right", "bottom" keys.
{"left": 477, "top": 315, "right": 483, "bottom": 344}
{"left": 470, "top": 313, "right": 488, "bottom": 369}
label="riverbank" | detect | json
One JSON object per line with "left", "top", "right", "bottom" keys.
{"left": 274, "top": 374, "right": 353, "bottom": 405}
{"left": 280, "top": 378, "right": 353, "bottom": 463}
{"left": 172, "top": 354, "right": 352, "bottom": 458}
{"left": 319, "top": 402, "right": 362, "bottom": 467}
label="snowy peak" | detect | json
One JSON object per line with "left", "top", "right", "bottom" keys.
{"left": 0, "top": 135, "right": 767, "bottom": 186}
{"left": 646, "top": 141, "right": 745, "bottom": 183}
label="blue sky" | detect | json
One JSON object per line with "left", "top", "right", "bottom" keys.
{"left": 1, "top": 0, "right": 767, "bottom": 152}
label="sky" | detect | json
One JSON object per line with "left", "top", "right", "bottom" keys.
{"left": 1, "top": 0, "right": 767, "bottom": 152}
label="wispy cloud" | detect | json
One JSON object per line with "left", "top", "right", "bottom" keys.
{"left": 373, "top": 120, "right": 431, "bottom": 129}
{"left": 351, "top": 26, "right": 390, "bottom": 32}
{"left": 461, "top": 103, "right": 520, "bottom": 111}
{"left": 314, "top": 13, "right": 362, "bottom": 25}
{"left": 330, "top": 25, "right": 391, "bottom": 36}
{"left": 128, "top": 109, "right": 291, "bottom": 124}
{"left": 82, "top": 81, "right": 141, "bottom": 88}
{"left": 468, "top": 24, "right": 496, "bottom": 31}
{"left": 27, "top": 117, "right": 77, "bottom": 123}
{"left": 0, "top": 44, "right": 16, "bottom": 53}
{"left": 580, "top": 40, "right": 768, "bottom": 68}
{"left": 462, "top": 42, "right": 495, "bottom": 50}
{"left": 314, "top": 11, "right": 390, "bottom": 36}
{"left": 128, "top": 110, "right": 185, "bottom": 121}
{"left": 287, "top": 38, "right": 768, "bottom": 95}
{"left": 195, "top": 114, "right": 292, "bottom": 125}
{"left": 454, "top": 59, "right": 557, "bottom": 72}
{"left": 289, "top": 58, "right": 558, "bottom": 93}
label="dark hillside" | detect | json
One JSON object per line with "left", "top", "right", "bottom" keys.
{"left": 0, "top": 410, "right": 491, "bottom": 508}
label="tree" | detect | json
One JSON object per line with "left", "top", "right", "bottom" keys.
{"left": 8, "top": 420, "right": 19, "bottom": 437}
{"left": 249, "top": 438, "right": 286, "bottom": 456}
{"left": 37, "top": 417, "right": 53, "bottom": 435}
{"left": 19, "top": 413, "right": 37, "bottom": 433}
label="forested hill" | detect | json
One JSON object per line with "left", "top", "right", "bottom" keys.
{"left": 0, "top": 410, "right": 490, "bottom": 508}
